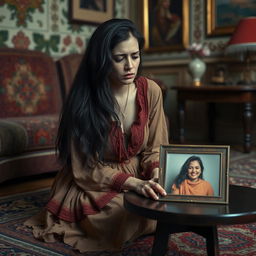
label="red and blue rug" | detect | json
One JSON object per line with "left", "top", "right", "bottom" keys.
{"left": 0, "top": 149, "right": 255, "bottom": 255}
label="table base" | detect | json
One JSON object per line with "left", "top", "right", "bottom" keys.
{"left": 152, "top": 222, "right": 219, "bottom": 256}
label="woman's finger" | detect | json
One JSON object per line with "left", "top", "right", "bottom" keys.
{"left": 143, "top": 184, "right": 159, "bottom": 200}
{"left": 148, "top": 180, "right": 167, "bottom": 196}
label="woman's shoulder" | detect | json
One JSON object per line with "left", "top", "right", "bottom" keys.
{"left": 137, "top": 76, "right": 162, "bottom": 95}
{"left": 201, "top": 179, "right": 212, "bottom": 186}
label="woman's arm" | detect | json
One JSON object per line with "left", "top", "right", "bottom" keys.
{"left": 140, "top": 79, "right": 169, "bottom": 179}
{"left": 70, "top": 142, "right": 133, "bottom": 192}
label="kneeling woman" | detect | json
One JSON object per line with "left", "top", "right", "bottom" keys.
{"left": 25, "top": 18, "right": 169, "bottom": 253}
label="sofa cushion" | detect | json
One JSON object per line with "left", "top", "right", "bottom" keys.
{"left": 56, "top": 53, "right": 83, "bottom": 98}
{"left": 0, "top": 120, "right": 27, "bottom": 156}
{"left": 0, "top": 48, "right": 62, "bottom": 118}
{"left": 0, "top": 114, "right": 59, "bottom": 157}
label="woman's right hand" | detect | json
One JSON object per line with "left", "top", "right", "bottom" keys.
{"left": 123, "top": 177, "right": 167, "bottom": 200}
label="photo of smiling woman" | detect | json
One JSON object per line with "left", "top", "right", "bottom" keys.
{"left": 171, "top": 155, "right": 214, "bottom": 196}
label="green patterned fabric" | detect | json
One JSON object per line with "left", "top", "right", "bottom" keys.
{"left": 6, "top": 114, "right": 59, "bottom": 151}
{"left": 0, "top": 120, "right": 27, "bottom": 156}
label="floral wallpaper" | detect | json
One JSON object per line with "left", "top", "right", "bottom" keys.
{"left": 0, "top": 0, "right": 126, "bottom": 58}
{"left": 191, "top": 0, "right": 227, "bottom": 54}
{"left": 0, "top": 0, "right": 229, "bottom": 59}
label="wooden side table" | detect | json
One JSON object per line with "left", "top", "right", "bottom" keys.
{"left": 124, "top": 185, "right": 256, "bottom": 256}
{"left": 171, "top": 85, "right": 256, "bottom": 153}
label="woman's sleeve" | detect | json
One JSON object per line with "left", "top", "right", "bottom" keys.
{"left": 70, "top": 143, "right": 133, "bottom": 192}
{"left": 140, "top": 79, "right": 169, "bottom": 179}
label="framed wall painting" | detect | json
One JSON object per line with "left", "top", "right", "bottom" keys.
{"left": 70, "top": 0, "right": 114, "bottom": 24}
{"left": 206, "top": 0, "right": 256, "bottom": 36}
{"left": 159, "top": 144, "right": 230, "bottom": 204}
{"left": 142, "top": 0, "right": 189, "bottom": 52}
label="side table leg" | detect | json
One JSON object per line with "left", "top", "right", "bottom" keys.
{"left": 151, "top": 221, "right": 170, "bottom": 256}
{"left": 205, "top": 226, "right": 219, "bottom": 256}
{"left": 178, "top": 100, "right": 185, "bottom": 143}
{"left": 193, "top": 226, "right": 219, "bottom": 256}
{"left": 243, "top": 102, "right": 253, "bottom": 153}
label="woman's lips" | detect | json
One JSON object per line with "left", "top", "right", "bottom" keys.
{"left": 123, "top": 74, "right": 134, "bottom": 79}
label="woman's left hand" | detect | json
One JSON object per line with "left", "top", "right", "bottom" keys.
{"left": 135, "top": 179, "right": 166, "bottom": 200}
{"left": 123, "top": 174, "right": 166, "bottom": 200}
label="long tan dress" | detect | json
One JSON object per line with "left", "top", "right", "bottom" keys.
{"left": 25, "top": 76, "right": 169, "bottom": 253}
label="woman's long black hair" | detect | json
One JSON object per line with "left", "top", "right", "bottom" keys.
{"left": 56, "top": 19, "right": 145, "bottom": 168}
{"left": 173, "top": 156, "right": 204, "bottom": 188}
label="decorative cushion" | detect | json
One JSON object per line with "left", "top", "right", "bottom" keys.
{"left": 0, "top": 48, "right": 62, "bottom": 118}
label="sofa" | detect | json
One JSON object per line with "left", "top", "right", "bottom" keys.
{"left": 0, "top": 48, "right": 169, "bottom": 184}
{"left": 0, "top": 48, "right": 63, "bottom": 183}
{"left": 56, "top": 53, "right": 83, "bottom": 98}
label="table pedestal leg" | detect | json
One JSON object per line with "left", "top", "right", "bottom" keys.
{"left": 192, "top": 226, "right": 219, "bottom": 256}
{"left": 243, "top": 102, "right": 253, "bottom": 153}
{"left": 151, "top": 223, "right": 219, "bottom": 256}
{"left": 151, "top": 222, "right": 170, "bottom": 256}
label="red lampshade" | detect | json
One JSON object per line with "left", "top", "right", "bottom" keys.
{"left": 226, "top": 17, "right": 256, "bottom": 54}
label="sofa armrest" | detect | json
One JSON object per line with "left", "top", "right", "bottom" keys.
{"left": 0, "top": 120, "right": 27, "bottom": 157}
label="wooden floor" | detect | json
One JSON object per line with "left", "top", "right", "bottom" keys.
{"left": 0, "top": 172, "right": 56, "bottom": 197}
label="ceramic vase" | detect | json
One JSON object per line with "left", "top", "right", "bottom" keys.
{"left": 188, "top": 57, "right": 206, "bottom": 86}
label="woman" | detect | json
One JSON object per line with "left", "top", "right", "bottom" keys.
{"left": 171, "top": 156, "right": 214, "bottom": 196}
{"left": 25, "top": 18, "right": 169, "bottom": 253}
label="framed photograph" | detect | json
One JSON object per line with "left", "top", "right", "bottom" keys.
{"left": 159, "top": 144, "right": 230, "bottom": 204}
{"left": 206, "top": 0, "right": 256, "bottom": 36}
{"left": 70, "top": 0, "right": 114, "bottom": 24}
{"left": 141, "top": 0, "right": 189, "bottom": 52}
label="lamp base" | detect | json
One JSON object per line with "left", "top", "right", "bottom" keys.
{"left": 193, "top": 80, "right": 202, "bottom": 87}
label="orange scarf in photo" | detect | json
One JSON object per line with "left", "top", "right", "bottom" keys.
{"left": 171, "top": 179, "right": 214, "bottom": 196}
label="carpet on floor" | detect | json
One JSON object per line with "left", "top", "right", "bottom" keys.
{"left": 0, "top": 149, "right": 255, "bottom": 256}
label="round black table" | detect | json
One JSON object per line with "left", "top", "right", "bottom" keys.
{"left": 124, "top": 185, "right": 256, "bottom": 256}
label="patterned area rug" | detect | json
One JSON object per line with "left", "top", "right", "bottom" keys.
{"left": 0, "top": 149, "right": 256, "bottom": 256}
{"left": 229, "top": 149, "right": 256, "bottom": 188}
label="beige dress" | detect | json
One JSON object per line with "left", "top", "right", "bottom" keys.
{"left": 25, "top": 76, "right": 169, "bottom": 253}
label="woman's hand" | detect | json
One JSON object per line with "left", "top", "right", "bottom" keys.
{"left": 123, "top": 176, "right": 167, "bottom": 200}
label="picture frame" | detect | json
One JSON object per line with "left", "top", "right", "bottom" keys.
{"left": 159, "top": 144, "right": 230, "bottom": 204}
{"left": 141, "top": 0, "right": 189, "bottom": 52}
{"left": 206, "top": 0, "right": 256, "bottom": 36}
{"left": 70, "top": 0, "right": 114, "bottom": 24}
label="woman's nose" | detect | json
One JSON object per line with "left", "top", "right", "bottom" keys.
{"left": 125, "top": 57, "right": 133, "bottom": 69}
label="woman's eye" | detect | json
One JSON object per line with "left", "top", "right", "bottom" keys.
{"left": 113, "top": 57, "right": 123, "bottom": 62}
{"left": 132, "top": 55, "right": 139, "bottom": 59}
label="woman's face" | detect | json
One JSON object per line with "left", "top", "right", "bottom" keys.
{"left": 109, "top": 33, "right": 140, "bottom": 87}
{"left": 162, "top": 0, "right": 170, "bottom": 8}
{"left": 187, "top": 160, "right": 201, "bottom": 182}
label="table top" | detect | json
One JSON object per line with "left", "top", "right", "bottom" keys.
{"left": 170, "top": 85, "right": 256, "bottom": 102}
{"left": 171, "top": 85, "right": 256, "bottom": 92}
{"left": 124, "top": 185, "right": 256, "bottom": 227}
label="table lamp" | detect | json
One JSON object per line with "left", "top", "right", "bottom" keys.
{"left": 225, "top": 17, "right": 256, "bottom": 85}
